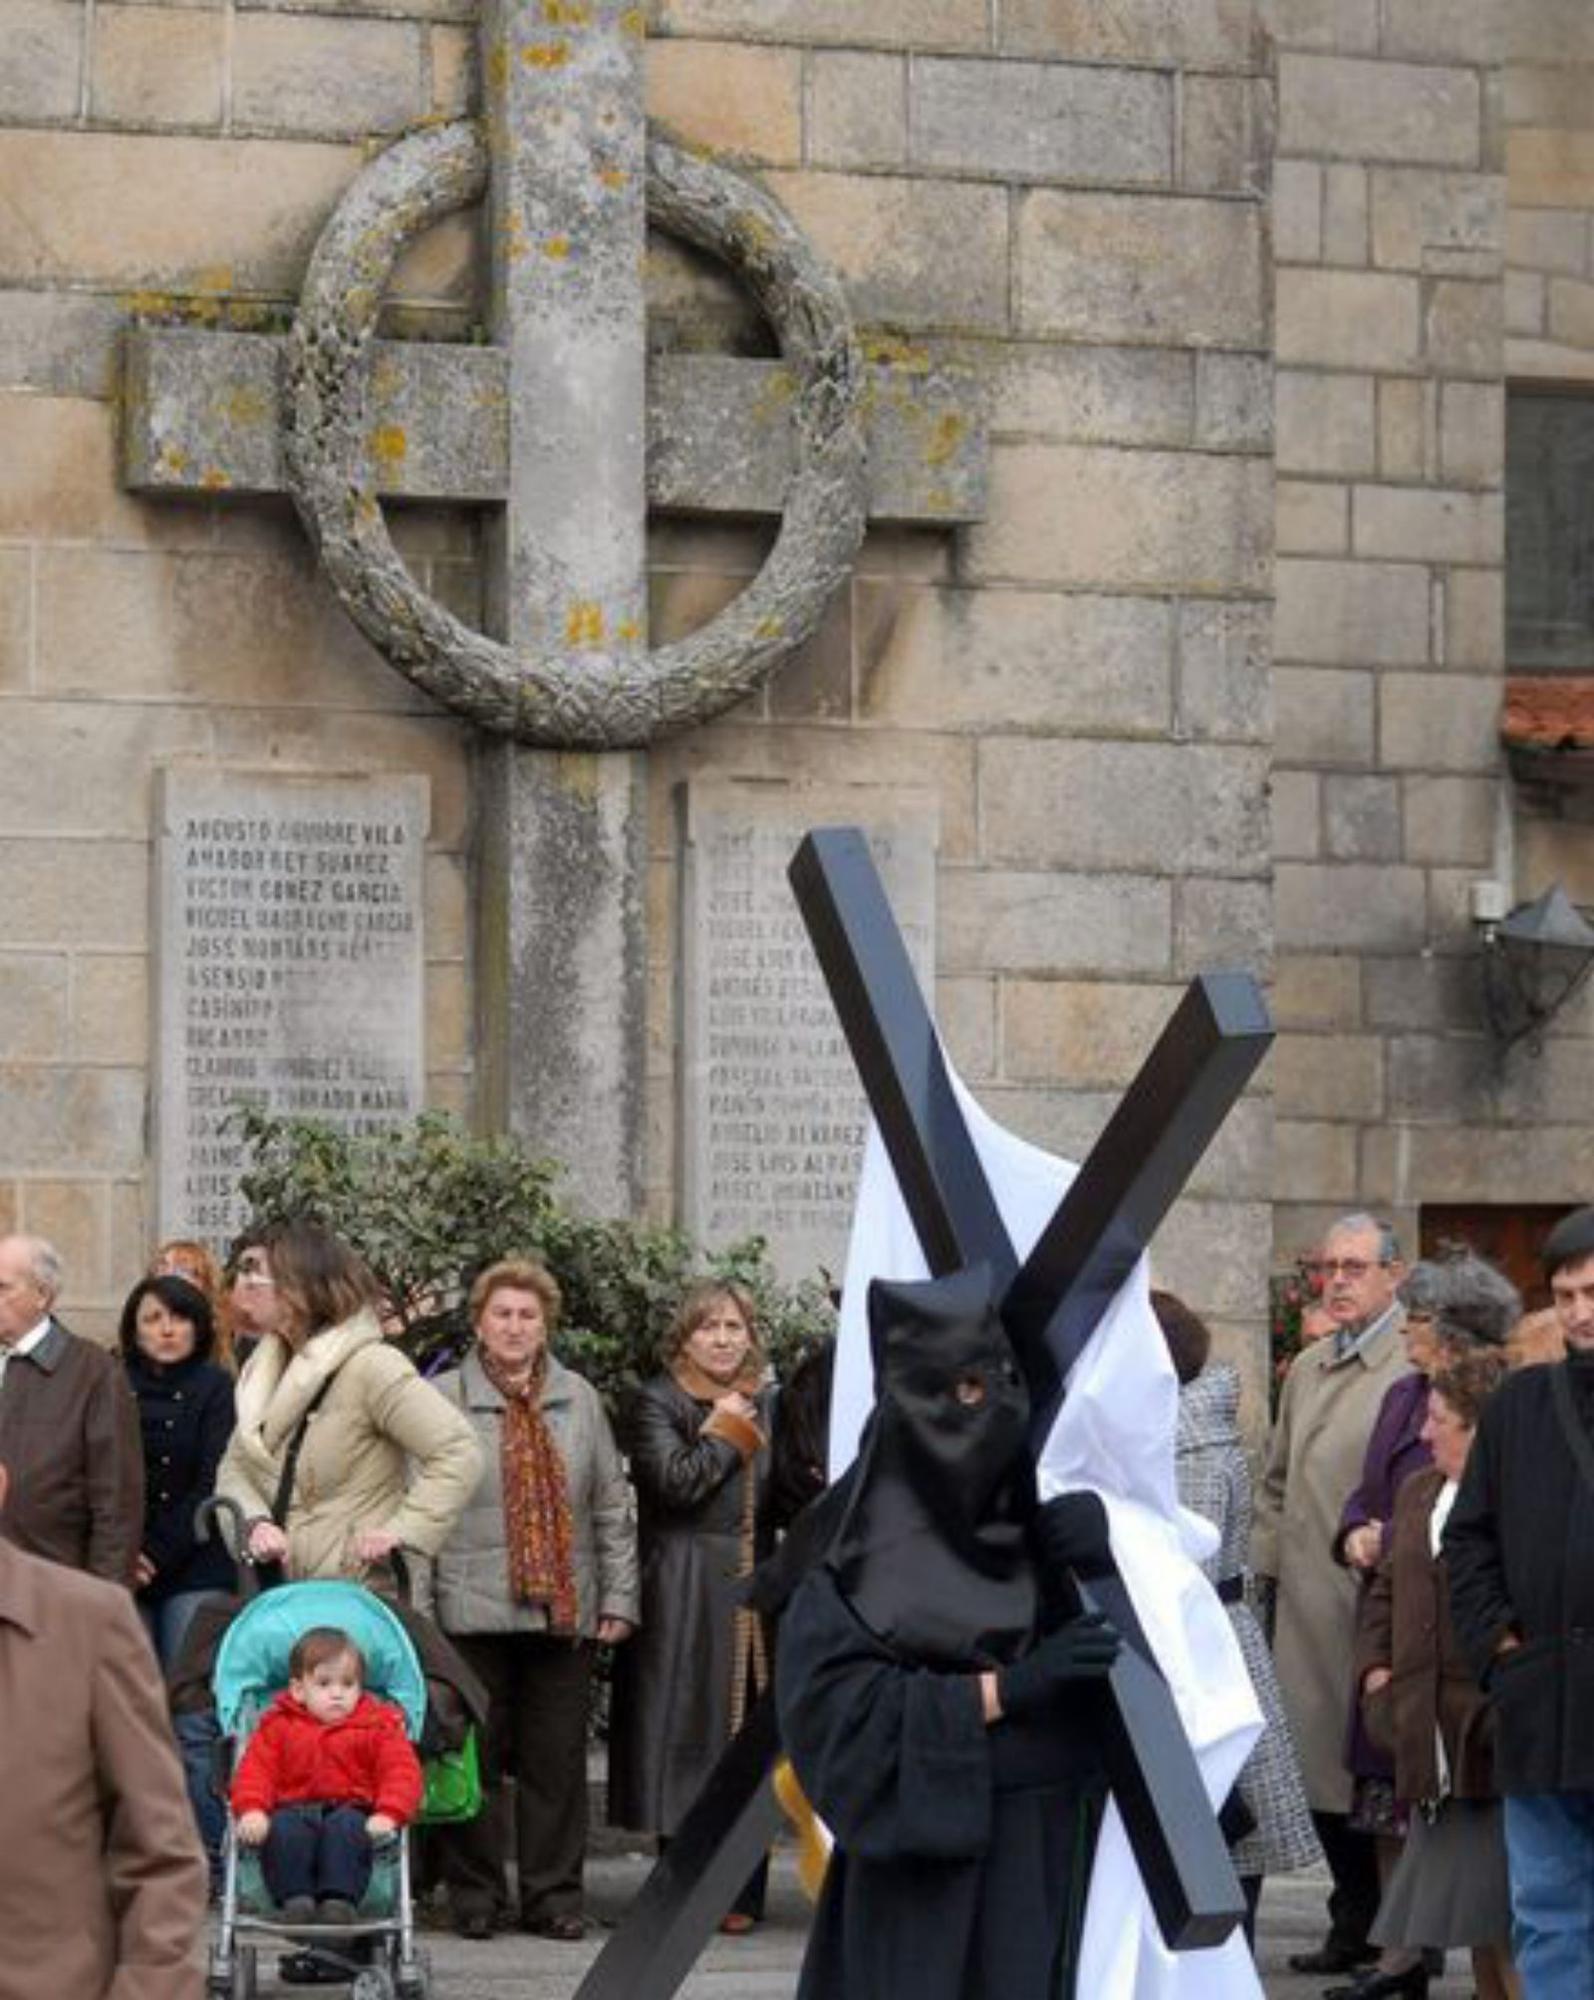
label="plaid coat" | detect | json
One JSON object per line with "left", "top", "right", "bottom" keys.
{"left": 1177, "top": 1364, "right": 1321, "bottom": 1876}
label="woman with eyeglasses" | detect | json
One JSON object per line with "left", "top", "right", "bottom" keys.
{"left": 216, "top": 1218, "right": 481, "bottom": 1592}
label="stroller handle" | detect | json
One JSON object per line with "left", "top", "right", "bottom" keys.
{"left": 194, "top": 1494, "right": 263, "bottom": 1598}
{"left": 193, "top": 1495, "right": 415, "bottom": 1603}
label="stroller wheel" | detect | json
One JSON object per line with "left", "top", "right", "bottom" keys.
{"left": 350, "top": 1972, "right": 396, "bottom": 2000}
{"left": 395, "top": 1960, "right": 431, "bottom": 2000}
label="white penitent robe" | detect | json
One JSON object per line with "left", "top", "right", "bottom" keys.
{"left": 828, "top": 1085, "right": 1264, "bottom": 2000}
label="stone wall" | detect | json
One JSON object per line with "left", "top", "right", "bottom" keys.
{"left": 0, "top": 0, "right": 1277, "bottom": 1385}
{"left": 1267, "top": 0, "right": 1521, "bottom": 1262}
{"left": 0, "top": 0, "right": 480, "bottom": 1335}
{"left": 642, "top": 4, "right": 1278, "bottom": 1412}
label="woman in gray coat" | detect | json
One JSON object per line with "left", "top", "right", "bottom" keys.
{"left": 432, "top": 1257, "right": 638, "bottom": 1942}
{"left": 607, "top": 1279, "right": 773, "bottom": 1931}
{"left": 1156, "top": 1290, "right": 1322, "bottom": 1942}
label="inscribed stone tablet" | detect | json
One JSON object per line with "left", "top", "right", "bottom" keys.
{"left": 155, "top": 770, "right": 429, "bottom": 1245}
{"left": 679, "top": 782, "right": 939, "bottom": 1284}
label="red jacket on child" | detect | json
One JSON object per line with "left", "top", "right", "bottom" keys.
{"left": 231, "top": 1690, "right": 423, "bottom": 1825}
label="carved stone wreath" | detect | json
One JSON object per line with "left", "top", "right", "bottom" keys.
{"left": 282, "top": 119, "right": 869, "bottom": 751}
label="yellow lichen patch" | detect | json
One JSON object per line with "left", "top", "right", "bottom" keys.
{"left": 542, "top": 0, "right": 592, "bottom": 22}
{"left": 219, "top": 387, "right": 271, "bottom": 430}
{"left": 554, "top": 752, "right": 603, "bottom": 803}
{"left": 371, "top": 354, "right": 401, "bottom": 401}
{"left": 598, "top": 164, "right": 629, "bottom": 191}
{"left": 924, "top": 411, "right": 966, "bottom": 468}
{"left": 521, "top": 40, "right": 569, "bottom": 67}
{"left": 486, "top": 43, "right": 510, "bottom": 91}
{"left": 619, "top": 6, "right": 645, "bottom": 37}
{"left": 925, "top": 484, "right": 954, "bottom": 514}
{"left": 156, "top": 444, "right": 191, "bottom": 479}
{"left": 751, "top": 370, "right": 797, "bottom": 424}
{"left": 565, "top": 601, "right": 605, "bottom": 647}
{"left": 370, "top": 424, "right": 409, "bottom": 475}
{"left": 543, "top": 235, "right": 572, "bottom": 260}
{"left": 199, "top": 467, "right": 231, "bottom": 491}
{"left": 754, "top": 614, "right": 784, "bottom": 640}
{"left": 862, "top": 332, "right": 930, "bottom": 374}
{"left": 191, "top": 265, "right": 235, "bottom": 295}
{"left": 615, "top": 617, "right": 643, "bottom": 644}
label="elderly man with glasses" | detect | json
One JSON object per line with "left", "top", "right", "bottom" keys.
{"left": 1254, "top": 1212, "right": 1411, "bottom": 1979}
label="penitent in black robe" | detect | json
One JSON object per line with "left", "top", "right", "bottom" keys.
{"left": 778, "top": 1564, "right": 1105, "bottom": 2000}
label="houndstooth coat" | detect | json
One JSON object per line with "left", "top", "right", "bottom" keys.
{"left": 1177, "top": 1364, "right": 1322, "bottom": 1877}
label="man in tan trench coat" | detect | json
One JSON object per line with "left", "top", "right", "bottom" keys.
{"left": 0, "top": 1459, "right": 207, "bottom": 2000}
{"left": 1253, "top": 1213, "right": 1411, "bottom": 1979}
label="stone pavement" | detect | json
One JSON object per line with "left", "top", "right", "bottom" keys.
{"left": 235, "top": 1853, "right": 1480, "bottom": 1998}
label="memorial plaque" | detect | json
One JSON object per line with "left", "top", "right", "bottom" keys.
{"left": 155, "top": 769, "right": 430, "bottom": 1245}
{"left": 678, "top": 782, "right": 937, "bottom": 1282}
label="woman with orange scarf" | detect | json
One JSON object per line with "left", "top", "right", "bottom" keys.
{"left": 432, "top": 1258, "right": 638, "bottom": 1942}
{"left": 608, "top": 1280, "right": 773, "bottom": 1932}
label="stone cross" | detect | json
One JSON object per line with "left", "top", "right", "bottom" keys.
{"left": 121, "top": 3, "right": 986, "bottom": 1214}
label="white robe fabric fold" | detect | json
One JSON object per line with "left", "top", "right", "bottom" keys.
{"left": 828, "top": 1085, "right": 1264, "bottom": 2000}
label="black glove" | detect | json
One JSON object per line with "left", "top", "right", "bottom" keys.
{"left": 997, "top": 1612, "right": 1121, "bottom": 1720}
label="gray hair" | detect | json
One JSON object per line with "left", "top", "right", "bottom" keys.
{"left": 12, "top": 1235, "right": 62, "bottom": 1301}
{"left": 1428, "top": 1249, "right": 1522, "bottom": 1351}
{"left": 1325, "top": 1212, "right": 1401, "bottom": 1266}
{"left": 1398, "top": 1259, "right": 1451, "bottom": 1317}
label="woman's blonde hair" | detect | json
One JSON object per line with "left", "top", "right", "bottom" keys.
{"left": 469, "top": 1257, "right": 562, "bottom": 1330}
{"left": 664, "top": 1278, "right": 762, "bottom": 1366}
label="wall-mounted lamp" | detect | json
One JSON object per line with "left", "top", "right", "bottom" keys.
{"left": 1475, "top": 881, "right": 1594, "bottom": 1052}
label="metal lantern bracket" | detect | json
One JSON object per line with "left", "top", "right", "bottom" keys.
{"left": 1480, "top": 882, "right": 1594, "bottom": 1053}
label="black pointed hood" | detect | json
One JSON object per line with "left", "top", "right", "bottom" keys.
{"left": 829, "top": 1265, "right": 1037, "bottom": 1667}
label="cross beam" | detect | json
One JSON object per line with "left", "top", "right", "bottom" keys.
{"left": 578, "top": 828, "right": 1270, "bottom": 1995}
{"left": 121, "top": 327, "right": 986, "bottom": 526}
{"left": 791, "top": 826, "right": 1267, "bottom": 1948}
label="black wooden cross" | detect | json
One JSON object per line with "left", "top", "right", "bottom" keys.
{"left": 576, "top": 826, "right": 1272, "bottom": 1999}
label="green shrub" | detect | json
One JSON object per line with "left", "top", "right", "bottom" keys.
{"left": 230, "top": 1105, "right": 835, "bottom": 1402}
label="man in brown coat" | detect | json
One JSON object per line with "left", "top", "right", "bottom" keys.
{"left": 0, "top": 1233, "right": 144, "bottom": 1582}
{"left": 0, "top": 1458, "right": 208, "bottom": 2000}
{"left": 1253, "top": 1212, "right": 1411, "bottom": 1978}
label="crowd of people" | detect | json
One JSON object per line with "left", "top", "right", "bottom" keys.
{"left": 1253, "top": 1206, "right": 1594, "bottom": 2000}
{"left": 0, "top": 1220, "right": 786, "bottom": 1991}
{"left": 1, "top": 1198, "right": 1592, "bottom": 1999}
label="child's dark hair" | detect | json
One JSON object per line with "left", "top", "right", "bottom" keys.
{"left": 289, "top": 1627, "right": 365, "bottom": 1682}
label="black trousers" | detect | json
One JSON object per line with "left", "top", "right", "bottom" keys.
{"left": 1312, "top": 1809, "right": 1381, "bottom": 1951}
{"left": 438, "top": 1632, "right": 594, "bottom": 1925}
{"left": 262, "top": 1804, "right": 372, "bottom": 1905}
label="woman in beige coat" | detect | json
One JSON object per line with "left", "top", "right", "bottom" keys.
{"left": 217, "top": 1220, "right": 481, "bottom": 1591}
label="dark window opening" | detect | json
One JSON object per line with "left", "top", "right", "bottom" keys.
{"left": 1508, "top": 386, "right": 1594, "bottom": 673}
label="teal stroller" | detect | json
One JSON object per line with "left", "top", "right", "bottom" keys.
{"left": 206, "top": 1578, "right": 432, "bottom": 2000}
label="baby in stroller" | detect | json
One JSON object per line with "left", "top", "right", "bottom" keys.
{"left": 232, "top": 1624, "right": 421, "bottom": 1925}
{"left": 209, "top": 1579, "right": 436, "bottom": 1999}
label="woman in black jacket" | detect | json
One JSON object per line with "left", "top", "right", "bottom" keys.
{"left": 607, "top": 1279, "right": 772, "bottom": 1931}
{"left": 121, "top": 1272, "right": 237, "bottom": 1662}
{"left": 120, "top": 1271, "right": 236, "bottom": 1874}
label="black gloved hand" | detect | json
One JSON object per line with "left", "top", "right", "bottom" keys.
{"left": 997, "top": 1611, "right": 1121, "bottom": 1720}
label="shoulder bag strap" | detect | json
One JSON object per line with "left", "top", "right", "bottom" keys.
{"left": 269, "top": 1373, "right": 339, "bottom": 1528}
